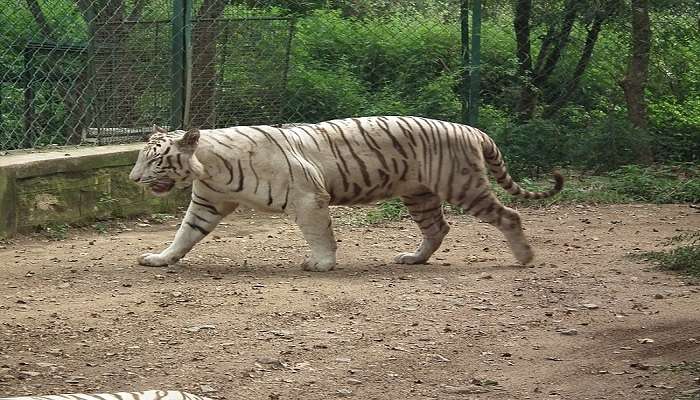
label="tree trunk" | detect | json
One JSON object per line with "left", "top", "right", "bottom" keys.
{"left": 189, "top": 0, "right": 226, "bottom": 128}
{"left": 513, "top": 0, "right": 578, "bottom": 121}
{"left": 513, "top": 0, "right": 536, "bottom": 120}
{"left": 620, "top": 0, "right": 653, "bottom": 163}
{"left": 83, "top": 0, "right": 147, "bottom": 130}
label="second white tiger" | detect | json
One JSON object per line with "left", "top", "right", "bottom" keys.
{"left": 129, "top": 116, "right": 563, "bottom": 271}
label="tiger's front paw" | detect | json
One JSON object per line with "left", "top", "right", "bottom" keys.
{"left": 137, "top": 253, "right": 172, "bottom": 267}
{"left": 301, "top": 257, "right": 336, "bottom": 272}
{"left": 394, "top": 252, "right": 429, "bottom": 265}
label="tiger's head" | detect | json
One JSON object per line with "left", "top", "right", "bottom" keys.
{"left": 129, "top": 125, "right": 206, "bottom": 197}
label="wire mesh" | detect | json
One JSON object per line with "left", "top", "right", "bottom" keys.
{"left": 1, "top": 0, "right": 697, "bottom": 166}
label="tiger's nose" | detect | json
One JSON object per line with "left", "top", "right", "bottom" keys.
{"left": 129, "top": 169, "right": 142, "bottom": 182}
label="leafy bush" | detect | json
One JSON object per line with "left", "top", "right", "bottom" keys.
{"left": 649, "top": 96, "right": 700, "bottom": 162}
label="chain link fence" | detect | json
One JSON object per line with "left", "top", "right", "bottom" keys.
{"left": 1, "top": 0, "right": 698, "bottom": 168}
{"left": 1, "top": 0, "right": 296, "bottom": 149}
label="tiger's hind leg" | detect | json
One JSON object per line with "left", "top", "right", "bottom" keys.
{"left": 454, "top": 190, "right": 533, "bottom": 264}
{"left": 394, "top": 191, "right": 450, "bottom": 265}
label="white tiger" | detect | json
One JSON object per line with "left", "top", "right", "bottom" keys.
{"left": 129, "top": 116, "right": 563, "bottom": 271}
{"left": 1, "top": 390, "right": 212, "bottom": 400}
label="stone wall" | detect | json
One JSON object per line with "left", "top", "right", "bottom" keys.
{"left": 0, "top": 145, "right": 190, "bottom": 237}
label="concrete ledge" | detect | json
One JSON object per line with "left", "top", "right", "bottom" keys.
{"left": 0, "top": 145, "right": 190, "bottom": 237}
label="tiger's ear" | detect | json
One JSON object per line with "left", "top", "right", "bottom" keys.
{"left": 176, "top": 128, "right": 200, "bottom": 151}
{"left": 152, "top": 124, "right": 168, "bottom": 134}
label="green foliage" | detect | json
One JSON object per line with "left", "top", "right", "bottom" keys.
{"left": 40, "top": 223, "right": 70, "bottom": 240}
{"left": 606, "top": 164, "right": 700, "bottom": 203}
{"left": 649, "top": 96, "right": 700, "bottom": 162}
{"left": 93, "top": 221, "right": 109, "bottom": 234}
{"left": 285, "top": 9, "right": 461, "bottom": 121}
{"left": 638, "top": 232, "right": 700, "bottom": 277}
{"left": 495, "top": 164, "right": 699, "bottom": 205}
{"left": 363, "top": 198, "right": 408, "bottom": 224}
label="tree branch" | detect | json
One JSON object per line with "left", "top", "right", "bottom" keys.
{"left": 533, "top": 0, "right": 577, "bottom": 86}
{"left": 543, "top": 11, "right": 607, "bottom": 117}
{"left": 25, "top": 0, "right": 55, "bottom": 39}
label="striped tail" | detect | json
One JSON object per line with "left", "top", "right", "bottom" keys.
{"left": 480, "top": 134, "right": 564, "bottom": 200}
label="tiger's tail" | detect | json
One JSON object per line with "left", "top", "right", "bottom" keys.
{"left": 480, "top": 133, "right": 564, "bottom": 200}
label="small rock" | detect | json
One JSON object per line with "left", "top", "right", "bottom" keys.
{"left": 581, "top": 303, "right": 599, "bottom": 309}
{"left": 432, "top": 354, "right": 450, "bottom": 362}
{"left": 256, "top": 356, "right": 282, "bottom": 366}
{"left": 336, "top": 388, "right": 353, "bottom": 397}
{"left": 335, "top": 357, "right": 352, "bottom": 363}
{"left": 558, "top": 328, "right": 578, "bottom": 336}
{"left": 630, "top": 362, "right": 651, "bottom": 370}
{"left": 637, "top": 338, "right": 655, "bottom": 344}
{"left": 19, "top": 371, "right": 41, "bottom": 377}
{"left": 653, "top": 294, "right": 664, "bottom": 299}
{"left": 347, "top": 378, "right": 362, "bottom": 385}
{"left": 35, "top": 362, "right": 56, "bottom": 368}
{"left": 199, "top": 385, "right": 217, "bottom": 393}
{"left": 184, "top": 325, "right": 216, "bottom": 333}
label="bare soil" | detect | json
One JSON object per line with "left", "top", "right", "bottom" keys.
{"left": 1, "top": 204, "right": 699, "bottom": 400}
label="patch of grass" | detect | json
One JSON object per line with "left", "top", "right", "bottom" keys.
{"left": 498, "top": 164, "right": 699, "bottom": 206}
{"left": 93, "top": 221, "right": 109, "bottom": 234}
{"left": 606, "top": 163, "right": 700, "bottom": 203}
{"left": 363, "top": 198, "right": 408, "bottom": 224}
{"left": 658, "top": 361, "right": 700, "bottom": 400}
{"left": 636, "top": 232, "right": 700, "bottom": 277}
{"left": 40, "top": 223, "right": 70, "bottom": 240}
{"left": 149, "top": 213, "right": 176, "bottom": 224}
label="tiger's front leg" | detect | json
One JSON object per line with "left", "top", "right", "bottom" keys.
{"left": 138, "top": 195, "right": 238, "bottom": 267}
{"left": 291, "top": 192, "right": 337, "bottom": 272}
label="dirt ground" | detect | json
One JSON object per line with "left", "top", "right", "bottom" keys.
{"left": 1, "top": 204, "right": 699, "bottom": 400}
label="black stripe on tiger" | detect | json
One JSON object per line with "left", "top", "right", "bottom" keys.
{"left": 328, "top": 122, "right": 372, "bottom": 186}
{"left": 376, "top": 117, "right": 408, "bottom": 159}
{"left": 394, "top": 117, "right": 418, "bottom": 158}
{"left": 250, "top": 126, "right": 295, "bottom": 183}
{"left": 192, "top": 193, "right": 220, "bottom": 215}
{"left": 186, "top": 222, "right": 210, "bottom": 236}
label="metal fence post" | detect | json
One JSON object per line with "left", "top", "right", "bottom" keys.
{"left": 460, "top": 0, "right": 470, "bottom": 125}
{"left": 468, "top": 0, "right": 481, "bottom": 127}
{"left": 171, "top": 0, "right": 192, "bottom": 130}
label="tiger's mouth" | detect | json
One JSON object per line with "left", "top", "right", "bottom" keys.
{"left": 149, "top": 179, "right": 175, "bottom": 196}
